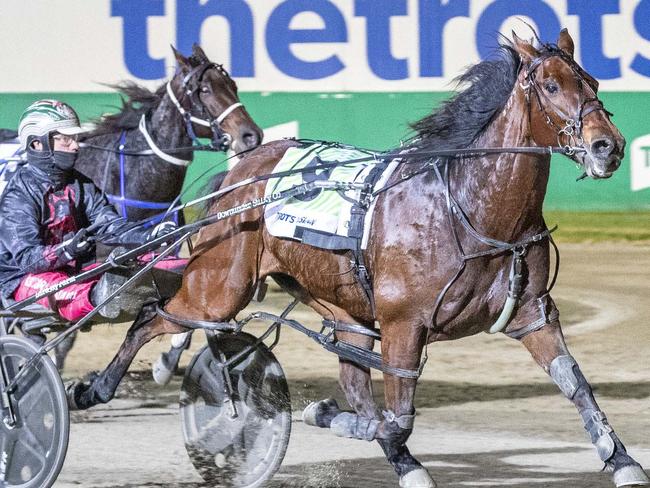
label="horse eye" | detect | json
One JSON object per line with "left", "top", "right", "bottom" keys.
{"left": 200, "top": 85, "right": 210, "bottom": 93}
{"left": 544, "top": 82, "right": 559, "bottom": 94}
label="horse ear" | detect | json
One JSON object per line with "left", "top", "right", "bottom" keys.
{"left": 191, "top": 44, "right": 210, "bottom": 63}
{"left": 557, "top": 28, "right": 575, "bottom": 58}
{"left": 512, "top": 31, "right": 539, "bottom": 64}
{"left": 171, "top": 45, "right": 190, "bottom": 70}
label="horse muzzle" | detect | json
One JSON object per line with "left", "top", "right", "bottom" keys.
{"left": 582, "top": 135, "right": 625, "bottom": 179}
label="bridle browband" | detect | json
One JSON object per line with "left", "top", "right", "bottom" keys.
{"left": 519, "top": 46, "right": 612, "bottom": 157}
{"left": 166, "top": 61, "right": 244, "bottom": 152}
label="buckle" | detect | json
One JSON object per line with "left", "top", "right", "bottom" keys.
{"left": 537, "top": 294, "right": 550, "bottom": 323}
{"left": 357, "top": 264, "right": 369, "bottom": 280}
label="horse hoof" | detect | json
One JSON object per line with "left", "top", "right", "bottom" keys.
{"left": 613, "top": 464, "right": 650, "bottom": 487}
{"left": 302, "top": 398, "right": 341, "bottom": 428}
{"left": 152, "top": 355, "right": 174, "bottom": 386}
{"left": 399, "top": 468, "right": 436, "bottom": 488}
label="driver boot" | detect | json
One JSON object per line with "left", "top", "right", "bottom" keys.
{"left": 91, "top": 271, "right": 128, "bottom": 320}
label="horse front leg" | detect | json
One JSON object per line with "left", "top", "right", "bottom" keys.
{"left": 66, "top": 306, "right": 186, "bottom": 410}
{"left": 519, "top": 322, "right": 650, "bottom": 487}
{"left": 378, "top": 321, "right": 435, "bottom": 488}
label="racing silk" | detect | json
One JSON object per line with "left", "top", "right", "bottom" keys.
{"left": 0, "top": 163, "right": 150, "bottom": 297}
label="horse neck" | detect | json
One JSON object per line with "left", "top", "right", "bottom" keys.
{"left": 450, "top": 86, "right": 550, "bottom": 241}
{"left": 146, "top": 89, "right": 193, "bottom": 166}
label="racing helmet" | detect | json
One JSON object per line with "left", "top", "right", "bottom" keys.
{"left": 17, "top": 100, "right": 87, "bottom": 150}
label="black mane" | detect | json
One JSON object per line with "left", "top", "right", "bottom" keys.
{"left": 88, "top": 82, "right": 167, "bottom": 137}
{"left": 406, "top": 43, "right": 521, "bottom": 155}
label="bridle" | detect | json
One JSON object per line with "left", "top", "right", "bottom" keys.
{"left": 99, "top": 61, "right": 247, "bottom": 222}
{"left": 166, "top": 61, "right": 244, "bottom": 152}
{"left": 519, "top": 47, "right": 612, "bottom": 156}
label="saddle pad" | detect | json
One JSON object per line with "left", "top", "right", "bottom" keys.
{"left": 264, "top": 142, "right": 399, "bottom": 250}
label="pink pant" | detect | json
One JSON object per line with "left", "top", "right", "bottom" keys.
{"left": 137, "top": 253, "right": 188, "bottom": 271}
{"left": 14, "top": 270, "right": 97, "bottom": 321}
{"left": 13, "top": 258, "right": 188, "bottom": 322}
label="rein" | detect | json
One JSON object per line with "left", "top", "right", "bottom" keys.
{"left": 79, "top": 141, "right": 218, "bottom": 157}
{"left": 3, "top": 140, "right": 572, "bottom": 379}
{"left": 164, "top": 142, "right": 584, "bottom": 218}
{"left": 5, "top": 140, "right": 579, "bottom": 293}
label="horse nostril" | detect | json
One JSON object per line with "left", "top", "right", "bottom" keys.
{"left": 242, "top": 129, "right": 261, "bottom": 149}
{"left": 590, "top": 137, "right": 614, "bottom": 158}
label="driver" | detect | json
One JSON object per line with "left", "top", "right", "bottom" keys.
{"left": 0, "top": 100, "right": 177, "bottom": 321}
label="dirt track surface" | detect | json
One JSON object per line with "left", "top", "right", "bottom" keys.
{"left": 55, "top": 242, "right": 650, "bottom": 487}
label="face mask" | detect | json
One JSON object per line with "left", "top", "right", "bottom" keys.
{"left": 52, "top": 150, "right": 78, "bottom": 171}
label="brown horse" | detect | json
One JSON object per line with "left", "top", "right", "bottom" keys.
{"left": 67, "top": 30, "right": 649, "bottom": 487}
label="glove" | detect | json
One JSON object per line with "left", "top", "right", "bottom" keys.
{"left": 62, "top": 228, "right": 94, "bottom": 260}
{"left": 147, "top": 220, "right": 178, "bottom": 242}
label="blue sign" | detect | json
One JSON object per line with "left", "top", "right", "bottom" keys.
{"left": 111, "top": 0, "right": 650, "bottom": 81}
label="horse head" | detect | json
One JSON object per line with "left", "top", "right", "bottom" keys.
{"left": 513, "top": 29, "right": 625, "bottom": 179}
{"left": 169, "top": 44, "right": 263, "bottom": 153}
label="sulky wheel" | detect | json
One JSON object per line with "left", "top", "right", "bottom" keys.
{"left": 180, "top": 332, "right": 291, "bottom": 488}
{"left": 0, "top": 335, "right": 69, "bottom": 488}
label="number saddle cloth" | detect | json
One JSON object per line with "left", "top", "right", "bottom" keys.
{"left": 264, "top": 142, "right": 401, "bottom": 251}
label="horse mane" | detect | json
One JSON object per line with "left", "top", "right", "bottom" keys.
{"left": 198, "top": 170, "right": 229, "bottom": 216}
{"left": 88, "top": 82, "right": 167, "bottom": 136}
{"left": 406, "top": 42, "right": 521, "bottom": 155}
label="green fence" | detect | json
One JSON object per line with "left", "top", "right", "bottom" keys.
{"left": 2, "top": 91, "right": 649, "bottom": 210}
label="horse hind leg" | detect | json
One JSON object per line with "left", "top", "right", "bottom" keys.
{"left": 67, "top": 212, "right": 263, "bottom": 409}
{"left": 303, "top": 328, "right": 381, "bottom": 431}
{"left": 53, "top": 331, "right": 77, "bottom": 371}
{"left": 66, "top": 304, "right": 185, "bottom": 409}
{"left": 518, "top": 322, "right": 650, "bottom": 487}
{"left": 291, "top": 295, "right": 380, "bottom": 429}
{"left": 151, "top": 278, "right": 267, "bottom": 385}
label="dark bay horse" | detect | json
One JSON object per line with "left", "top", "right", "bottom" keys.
{"left": 52, "top": 45, "right": 262, "bottom": 370}
{"left": 76, "top": 44, "right": 262, "bottom": 223}
{"left": 66, "top": 31, "right": 649, "bottom": 487}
